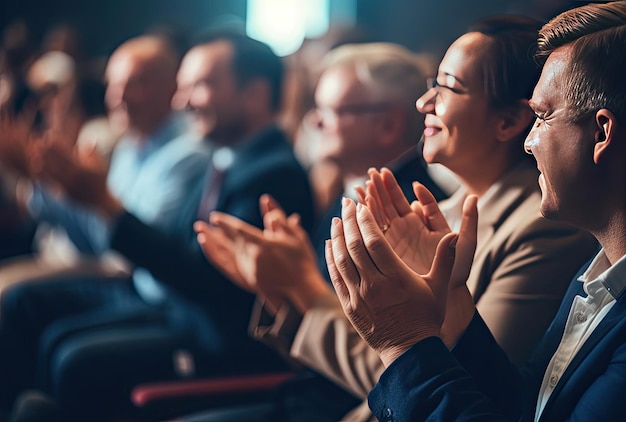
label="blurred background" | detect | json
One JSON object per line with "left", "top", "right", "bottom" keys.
{"left": 0, "top": 0, "right": 583, "bottom": 63}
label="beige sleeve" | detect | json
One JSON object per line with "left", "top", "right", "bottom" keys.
{"left": 290, "top": 293, "right": 385, "bottom": 399}
{"left": 476, "top": 218, "right": 598, "bottom": 365}
{"left": 249, "top": 293, "right": 384, "bottom": 399}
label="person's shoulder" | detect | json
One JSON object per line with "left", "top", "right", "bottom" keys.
{"left": 159, "top": 134, "right": 211, "bottom": 165}
{"left": 240, "top": 127, "right": 304, "bottom": 172}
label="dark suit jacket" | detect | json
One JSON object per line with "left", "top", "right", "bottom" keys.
{"left": 109, "top": 125, "right": 315, "bottom": 366}
{"left": 312, "top": 148, "right": 447, "bottom": 282}
{"left": 368, "top": 259, "right": 626, "bottom": 421}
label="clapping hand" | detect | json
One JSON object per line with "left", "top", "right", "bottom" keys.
{"left": 38, "top": 135, "right": 123, "bottom": 218}
{"left": 326, "top": 197, "right": 459, "bottom": 367}
{"left": 195, "top": 194, "right": 331, "bottom": 314}
{"left": 355, "top": 168, "right": 451, "bottom": 275}
{"left": 356, "top": 168, "right": 479, "bottom": 347}
{"left": 0, "top": 108, "right": 42, "bottom": 178}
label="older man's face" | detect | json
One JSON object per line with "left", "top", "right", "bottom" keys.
{"left": 104, "top": 49, "right": 174, "bottom": 136}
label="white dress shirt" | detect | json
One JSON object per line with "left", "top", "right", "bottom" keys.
{"left": 535, "top": 249, "right": 626, "bottom": 420}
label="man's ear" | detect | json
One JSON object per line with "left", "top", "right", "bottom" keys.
{"left": 495, "top": 99, "right": 534, "bottom": 143}
{"left": 593, "top": 109, "right": 616, "bottom": 164}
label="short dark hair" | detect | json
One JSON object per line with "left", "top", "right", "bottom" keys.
{"left": 469, "top": 15, "right": 543, "bottom": 110}
{"left": 192, "top": 29, "right": 284, "bottom": 111}
{"left": 536, "top": 1, "right": 626, "bottom": 123}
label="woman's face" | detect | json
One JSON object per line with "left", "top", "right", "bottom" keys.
{"left": 416, "top": 32, "right": 500, "bottom": 176}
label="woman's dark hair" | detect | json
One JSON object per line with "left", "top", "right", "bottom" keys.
{"left": 469, "top": 15, "right": 543, "bottom": 110}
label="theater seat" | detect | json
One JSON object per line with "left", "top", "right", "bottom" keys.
{"left": 129, "top": 371, "right": 295, "bottom": 421}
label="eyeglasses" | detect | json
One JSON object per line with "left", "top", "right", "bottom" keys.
{"left": 306, "top": 102, "right": 392, "bottom": 127}
{"left": 425, "top": 76, "right": 467, "bottom": 95}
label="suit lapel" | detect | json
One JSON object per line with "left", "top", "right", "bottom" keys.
{"left": 465, "top": 162, "right": 539, "bottom": 296}
{"left": 213, "top": 125, "right": 284, "bottom": 212}
{"left": 539, "top": 293, "right": 626, "bottom": 420}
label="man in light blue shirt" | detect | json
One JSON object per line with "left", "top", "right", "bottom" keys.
{"left": 0, "top": 34, "right": 210, "bottom": 413}
{"left": 0, "top": 32, "right": 315, "bottom": 421}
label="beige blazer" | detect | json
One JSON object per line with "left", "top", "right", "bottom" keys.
{"left": 252, "top": 161, "right": 598, "bottom": 421}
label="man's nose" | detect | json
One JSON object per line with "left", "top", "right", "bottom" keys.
{"left": 105, "top": 84, "right": 124, "bottom": 108}
{"left": 523, "top": 134, "right": 536, "bottom": 155}
{"left": 305, "top": 108, "right": 325, "bottom": 130}
{"left": 171, "top": 87, "right": 190, "bottom": 111}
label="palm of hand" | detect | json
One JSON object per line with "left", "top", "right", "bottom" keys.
{"left": 327, "top": 202, "right": 456, "bottom": 366}
{"left": 385, "top": 211, "right": 449, "bottom": 275}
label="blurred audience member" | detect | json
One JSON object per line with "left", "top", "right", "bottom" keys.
{"left": 194, "top": 41, "right": 445, "bottom": 421}
{"left": 0, "top": 33, "right": 208, "bottom": 411}
{"left": 305, "top": 42, "right": 446, "bottom": 279}
{"left": 280, "top": 24, "right": 373, "bottom": 216}
{"left": 0, "top": 21, "right": 39, "bottom": 264}
{"left": 0, "top": 31, "right": 314, "bottom": 421}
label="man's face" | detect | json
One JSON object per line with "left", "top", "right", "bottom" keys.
{"left": 104, "top": 51, "right": 173, "bottom": 135}
{"left": 172, "top": 41, "right": 244, "bottom": 142}
{"left": 525, "top": 48, "right": 598, "bottom": 224}
{"left": 310, "top": 66, "right": 388, "bottom": 173}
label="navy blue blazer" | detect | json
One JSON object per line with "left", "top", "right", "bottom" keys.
{"left": 109, "top": 125, "right": 315, "bottom": 366}
{"left": 312, "top": 148, "right": 448, "bottom": 282}
{"left": 368, "top": 259, "right": 626, "bottom": 421}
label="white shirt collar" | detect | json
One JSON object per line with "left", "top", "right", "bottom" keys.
{"left": 578, "top": 249, "right": 626, "bottom": 300}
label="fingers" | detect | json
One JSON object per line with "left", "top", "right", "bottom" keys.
{"left": 194, "top": 220, "right": 233, "bottom": 259}
{"left": 326, "top": 239, "right": 351, "bottom": 309}
{"left": 209, "top": 212, "right": 265, "bottom": 244}
{"left": 265, "top": 208, "right": 305, "bottom": 242}
{"left": 413, "top": 182, "right": 449, "bottom": 232}
{"left": 259, "top": 194, "right": 284, "bottom": 216}
{"left": 354, "top": 185, "right": 367, "bottom": 205}
{"left": 426, "top": 232, "right": 458, "bottom": 301}
{"left": 263, "top": 206, "right": 288, "bottom": 233}
{"left": 354, "top": 201, "right": 406, "bottom": 277}
{"left": 194, "top": 220, "right": 252, "bottom": 292}
{"left": 365, "top": 181, "right": 387, "bottom": 230}
{"left": 380, "top": 167, "right": 412, "bottom": 216}
{"left": 330, "top": 214, "right": 362, "bottom": 310}
{"left": 451, "top": 195, "right": 478, "bottom": 288}
{"left": 460, "top": 195, "right": 478, "bottom": 246}
{"left": 369, "top": 168, "right": 401, "bottom": 221}
{"left": 193, "top": 220, "right": 211, "bottom": 235}
{"left": 341, "top": 199, "right": 382, "bottom": 278}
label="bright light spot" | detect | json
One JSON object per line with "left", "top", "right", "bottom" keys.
{"left": 246, "top": 0, "right": 329, "bottom": 56}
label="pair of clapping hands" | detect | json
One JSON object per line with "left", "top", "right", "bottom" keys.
{"left": 196, "top": 168, "right": 478, "bottom": 368}
{"left": 0, "top": 109, "right": 120, "bottom": 217}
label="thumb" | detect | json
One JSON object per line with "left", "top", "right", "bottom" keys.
{"left": 426, "top": 232, "right": 458, "bottom": 301}
{"left": 413, "top": 183, "right": 449, "bottom": 232}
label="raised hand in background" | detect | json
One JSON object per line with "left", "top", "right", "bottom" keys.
{"left": 195, "top": 194, "right": 331, "bottom": 314}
